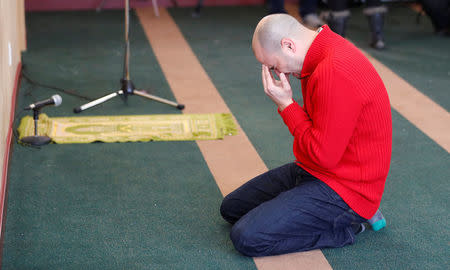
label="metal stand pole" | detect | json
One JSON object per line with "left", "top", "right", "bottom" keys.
{"left": 75, "top": 0, "right": 185, "bottom": 113}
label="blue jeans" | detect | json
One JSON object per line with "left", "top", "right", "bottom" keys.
{"left": 220, "top": 163, "right": 366, "bottom": 257}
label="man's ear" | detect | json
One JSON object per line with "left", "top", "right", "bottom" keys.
{"left": 281, "top": 38, "right": 296, "bottom": 53}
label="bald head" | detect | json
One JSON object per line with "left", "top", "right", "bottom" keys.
{"left": 253, "top": 14, "right": 309, "bottom": 54}
{"left": 252, "top": 14, "right": 318, "bottom": 75}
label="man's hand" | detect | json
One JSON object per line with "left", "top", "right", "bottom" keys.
{"left": 261, "top": 65, "right": 293, "bottom": 111}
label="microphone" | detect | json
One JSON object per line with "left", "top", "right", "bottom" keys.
{"left": 25, "top": 94, "right": 62, "bottom": 110}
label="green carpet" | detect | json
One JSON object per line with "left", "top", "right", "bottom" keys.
{"left": 2, "top": 11, "right": 255, "bottom": 270}
{"left": 169, "top": 5, "right": 450, "bottom": 270}
{"left": 4, "top": 5, "right": 449, "bottom": 270}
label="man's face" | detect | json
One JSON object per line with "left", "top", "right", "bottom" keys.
{"left": 252, "top": 40, "right": 301, "bottom": 78}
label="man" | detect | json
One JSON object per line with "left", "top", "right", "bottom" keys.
{"left": 220, "top": 14, "right": 392, "bottom": 257}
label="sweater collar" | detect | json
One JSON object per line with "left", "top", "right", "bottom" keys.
{"left": 300, "top": 25, "right": 333, "bottom": 78}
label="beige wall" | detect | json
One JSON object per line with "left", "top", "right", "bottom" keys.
{"left": 1, "top": 0, "right": 26, "bottom": 181}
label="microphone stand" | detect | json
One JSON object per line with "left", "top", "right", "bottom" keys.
{"left": 74, "top": 0, "right": 185, "bottom": 113}
{"left": 21, "top": 109, "right": 52, "bottom": 146}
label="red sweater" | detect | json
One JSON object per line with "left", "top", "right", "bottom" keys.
{"left": 279, "top": 26, "right": 392, "bottom": 219}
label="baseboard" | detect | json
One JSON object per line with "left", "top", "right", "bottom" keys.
{"left": 0, "top": 62, "right": 22, "bottom": 266}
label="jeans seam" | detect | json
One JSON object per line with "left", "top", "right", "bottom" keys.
{"left": 346, "top": 226, "right": 355, "bottom": 244}
{"left": 333, "top": 211, "right": 346, "bottom": 229}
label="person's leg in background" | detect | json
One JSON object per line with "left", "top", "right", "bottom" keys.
{"left": 326, "top": 0, "right": 387, "bottom": 49}
{"left": 419, "top": 0, "right": 450, "bottom": 36}
{"left": 363, "top": 0, "right": 387, "bottom": 49}
{"left": 326, "top": 0, "right": 351, "bottom": 37}
{"left": 300, "top": 0, "right": 325, "bottom": 29}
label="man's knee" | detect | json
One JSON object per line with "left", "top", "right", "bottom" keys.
{"left": 230, "top": 222, "right": 273, "bottom": 257}
{"left": 220, "top": 195, "right": 238, "bottom": 224}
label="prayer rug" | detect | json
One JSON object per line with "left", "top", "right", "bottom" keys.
{"left": 17, "top": 113, "right": 237, "bottom": 143}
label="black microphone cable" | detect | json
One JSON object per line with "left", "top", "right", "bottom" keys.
{"left": 21, "top": 64, "right": 94, "bottom": 101}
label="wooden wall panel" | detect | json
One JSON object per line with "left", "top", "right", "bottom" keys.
{"left": 1, "top": 0, "right": 25, "bottom": 235}
{"left": 17, "top": 0, "right": 27, "bottom": 52}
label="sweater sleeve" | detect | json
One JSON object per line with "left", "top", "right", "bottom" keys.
{"left": 279, "top": 69, "right": 363, "bottom": 169}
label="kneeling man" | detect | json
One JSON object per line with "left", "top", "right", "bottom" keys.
{"left": 220, "top": 14, "right": 392, "bottom": 257}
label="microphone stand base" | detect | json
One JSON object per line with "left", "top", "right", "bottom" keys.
{"left": 21, "top": 136, "right": 52, "bottom": 146}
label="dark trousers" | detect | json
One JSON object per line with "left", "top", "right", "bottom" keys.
{"left": 269, "top": 0, "right": 286, "bottom": 14}
{"left": 420, "top": 0, "right": 450, "bottom": 31}
{"left": 300, "top": 0, "right": 319, "bottom": 17}
{"left": 220, "top": 163, "right": 366, "bottom": 257}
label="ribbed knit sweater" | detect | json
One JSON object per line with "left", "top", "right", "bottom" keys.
{"left": 279, "top": 26, "right": 392, "bottom": 219}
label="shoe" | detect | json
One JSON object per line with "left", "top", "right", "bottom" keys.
{"left": 371, "top": 38, "right": 385, "bottom": 50}
{"left": 302, "top": 13, "right": 326, "bottom": 29}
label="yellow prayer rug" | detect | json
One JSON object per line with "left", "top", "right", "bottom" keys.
{"left": 17, "top": 113, "right": 237, "bottom": 144}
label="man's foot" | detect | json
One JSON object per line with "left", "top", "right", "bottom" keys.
{"left": 368, "top": 209, "right": 386, "bottom": 231}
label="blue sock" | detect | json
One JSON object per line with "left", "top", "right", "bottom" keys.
{"left": 368, "top": 209, "right": 386, "bottom": 231}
